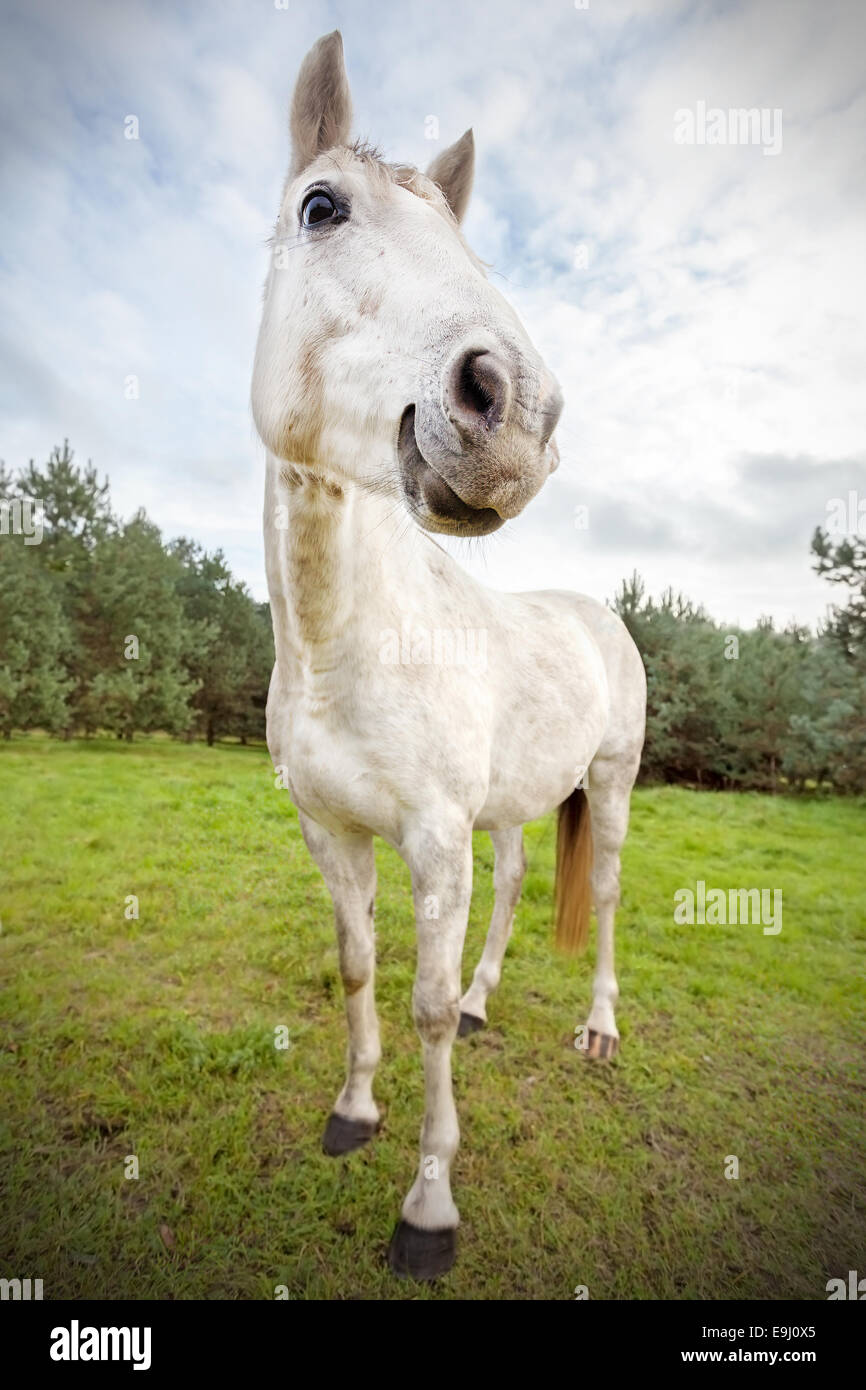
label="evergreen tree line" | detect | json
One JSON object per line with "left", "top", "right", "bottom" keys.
{"left": 1, "top": 444, "right": 864, "bottom": 789}
{"left": 612, "top": 524, "right": 866, "bottom": 792}
{"left": 0, "top": 443, "right": 273, "bottom": 743}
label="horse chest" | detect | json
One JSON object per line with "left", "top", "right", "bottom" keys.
{"left": 269, "top": 671, "right": 404, "bottom": 838}
{"left": 269, "top": 647, "right": 490, "bottom": 839}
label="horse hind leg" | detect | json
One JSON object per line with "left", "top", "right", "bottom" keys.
{"left": 458, "top": 826, "right": 525, "bottom": 1035}
{"left": 581, "top": 758, "right": 639, "bottom": 1061}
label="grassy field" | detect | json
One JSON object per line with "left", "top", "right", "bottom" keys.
{"left": 0, "top": 739, "right": 864, "bottom": 1301}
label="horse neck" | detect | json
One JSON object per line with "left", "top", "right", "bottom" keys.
{"left": 264, "top": 457, "right": 423, "bottom": 666}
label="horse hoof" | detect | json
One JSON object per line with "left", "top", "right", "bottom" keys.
{"left": 388, "top": 1220, "right": 457, "bottom": 1280}
{"left": 584, "top": 1029, "right": 619, "bottom": 1060}
{"left": 458, "top": 1011, "right": 485, "bottom": 1037}
{"left": 322, "top": 1112, "right": 378, "bottom": 1156}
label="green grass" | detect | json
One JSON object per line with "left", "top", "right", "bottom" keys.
{"left": 0, "top": 739, "right": 864, "bottom": 1300}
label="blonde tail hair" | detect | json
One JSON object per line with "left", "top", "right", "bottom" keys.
{"left": 554, "top": 788, "right": 593, "bottom": 953}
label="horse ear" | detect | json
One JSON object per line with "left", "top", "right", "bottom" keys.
{"left": 289, "top": 31, "right": 353, "bottom": 178}
{"left": 426, "top": 129, "right": 475, "bottom": 223}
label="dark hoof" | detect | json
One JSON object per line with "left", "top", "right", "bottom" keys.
{"left": 584, "top": 1029, "right": 619, "bottom": 1060}
{"left": 458, "top": 1011, "right": 485, "bottom": 1037}
{"left": 322, "top": 1112, "right": 378, "bottom": 1156}
{"left": 388, "top": 1220, "right": 457, "bottom": 1280}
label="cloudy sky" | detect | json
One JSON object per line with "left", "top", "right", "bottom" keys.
{"left": 2, "top": 0, "right": 864, "bottom": 627}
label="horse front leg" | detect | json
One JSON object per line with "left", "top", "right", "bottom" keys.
{"left": 298, "top": 812, "right": 381, "bottom": 1154}
{"left": 388, "top": 814, "right": 473, "bottom": 1281}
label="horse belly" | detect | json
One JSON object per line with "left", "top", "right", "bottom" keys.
{"left": 475, "top": 733, "right": 602, "bottom": 829}
{"left": 475, "top": 648, "right": 609, "bottom": 829}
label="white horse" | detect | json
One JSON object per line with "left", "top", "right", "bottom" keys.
{"left": 252, "top": 31, "right": 646, "bottom": 1280}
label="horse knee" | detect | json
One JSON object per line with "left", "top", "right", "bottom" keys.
{"left": 413, "top": 979, "right": 459, "bottom": 1043}
{"left": 338, "top": 938, "right": 374, "bottom": 995}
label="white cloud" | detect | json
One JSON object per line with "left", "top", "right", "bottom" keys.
{"left": 1, "top": 0, "right": 864, "bottom": 628}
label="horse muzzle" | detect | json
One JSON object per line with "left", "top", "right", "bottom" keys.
{"left": 396, "top": 339, "right": 563, "bottom": 536}
{"left": 397, "top": 406, "right": 504, "bottom": 536}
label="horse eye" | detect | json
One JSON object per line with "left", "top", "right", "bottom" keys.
{"left": 302, "top": 191, "right": 339, "bottom": 227}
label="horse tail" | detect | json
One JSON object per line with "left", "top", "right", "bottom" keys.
{"left": 554, "top": 788, "right": 593, "bottom": 953}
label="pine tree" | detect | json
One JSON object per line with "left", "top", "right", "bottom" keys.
{"left": 0, "top": 535, "right": 73, "bottom": 736}
{"left": 170, "top": 540, "right": 273, "bottom": 744}
{"left": 811, "top": 525, "right": 866, "bottom": 658}
{"left": 75, "top": 512, "right": 198, "bottom": 739}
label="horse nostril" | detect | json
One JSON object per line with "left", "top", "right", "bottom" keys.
{"left": 449, "top": 350, "right": 511, "bottom": 435}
